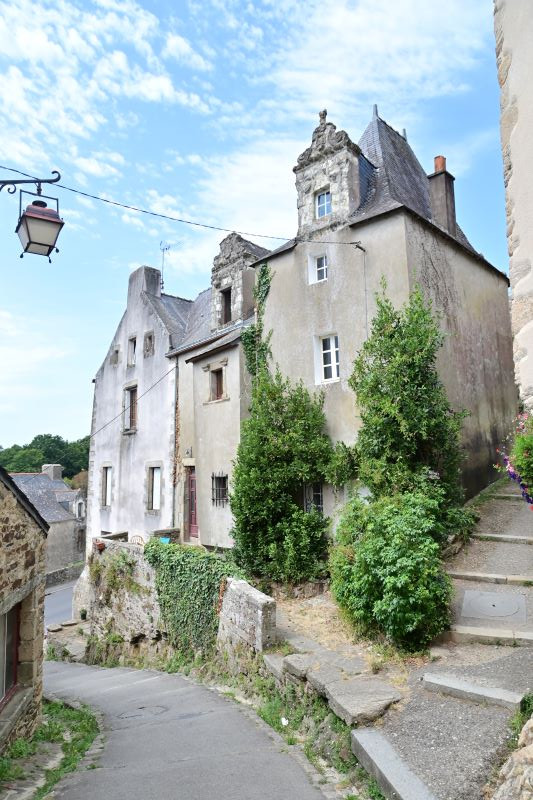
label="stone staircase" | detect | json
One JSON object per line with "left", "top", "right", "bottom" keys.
{"left": 271, "top": 481, "right": 533, "bottom": 800}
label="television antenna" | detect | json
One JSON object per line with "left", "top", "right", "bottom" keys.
{"left": 159, "top": 241, "right": 171, "bottom": 291}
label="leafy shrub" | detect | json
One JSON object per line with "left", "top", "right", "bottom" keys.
{"left": 231, "top": 369, "right": 331, "bottom": 581}
{"left": 144, "top": 539, "right": 244, "bottom": 654}
{"left": 510, "top": 414, "right": 533, "bottom": 488}
{"left": 330, "top": 493, "right": 451, "bottom": 649}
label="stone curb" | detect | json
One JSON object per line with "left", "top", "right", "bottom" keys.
{"left": 351, "top": 729, "right": 438, "bottom": 800}
{"left": 446, "top": 624, "right": 533, "bottom": 646}
{"left": 472, "top": 533, "right": 533, "bottom": 545}
{"left": 422, "top": 672, "right": 524, "bottom": 710}
{"left": 447, "top": 570, "right": 533, "bottom": 586}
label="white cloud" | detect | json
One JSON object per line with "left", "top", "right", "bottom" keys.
{"left": 163, "top": 33, "right": 213, "bottom": 72}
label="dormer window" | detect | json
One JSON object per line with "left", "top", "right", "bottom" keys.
{"left": 221, "top": 287, "right": 232, "bottom": 324}
{"left": 316, "top": 190, "right": 332, "bottom": 219}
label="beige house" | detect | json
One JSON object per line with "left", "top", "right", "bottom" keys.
{"left": 85, "top": 108, "right": 515, "bottom": 551}
{"left": 0, "top": 466, "right": 48, "bottom": 751}
{"left": 495, "top": 0, "right": 533, "bottom": 409}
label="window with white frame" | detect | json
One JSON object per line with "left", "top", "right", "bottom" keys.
{"left": 124, "top": 385, "right": 138, "bottom": 431}
{"left": 147, "top": 466, "right": 161, "bottom": 511}
{"left": 321, "top": 335, "right": 339, "bottom": 381}
{"left": 127, "top": 337, "right": 136, "bottom": 366}
{"left": 102, "top": 466, "right": 112, "bottom": 507}
{"left": 316, "top": 254, "right": 328, "bottom": 282}
{"left": 305, "top": 483, "right": 323, "bottom": 514}
{"left": 315, "top": 190, "right": 332, "bottom": 219}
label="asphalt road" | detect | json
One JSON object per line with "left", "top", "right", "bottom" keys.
{"left": 44, "top": 581, "right": 75, "bottom": 625}
{"left": 44, "top": 661, "right": 325, "bottom": 800}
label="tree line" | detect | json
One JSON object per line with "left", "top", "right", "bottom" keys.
{"left": 0, "top": 434, "right": 90, "bottom": 479}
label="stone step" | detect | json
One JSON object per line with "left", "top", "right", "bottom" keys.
{"left": 447, "top": 624, "right": 533, "bottom": 646}
{"left": 447, "top": 570, "right": 533, "bottom": 586}
{"left": 351, "top": 729, "right": 438, "bottom": 800}
{"left": 422, "top": 672, "right": 524, "bottom": 710}
{"left": 472, "top": 533, "right": 533, "bottom": 545}
{"left": 491, "top": 494, "right": 524, "bottom": 502}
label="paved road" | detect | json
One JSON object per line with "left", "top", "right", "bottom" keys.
{"left": 44, "top": 581, "right": 75, "bottom": 625}
{"left": 44, "top": 661, "right": 325, "bottom": 800}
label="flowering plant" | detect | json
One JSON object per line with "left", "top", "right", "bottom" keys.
{"left": 496, "top": 412, "right": 533, "bottom": 507}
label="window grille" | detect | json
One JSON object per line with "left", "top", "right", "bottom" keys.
{"left": 211, "top": 473, "right": 228, "bottom": 506}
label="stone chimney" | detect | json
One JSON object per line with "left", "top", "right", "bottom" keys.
{"left": 127, "top": 265, "right": 162, "bottom": 307}
{"left": 428, "top": 155, "right": 456, "bottom": 237}
{"left": 42, "top": 464, "right": 63, "bottom": 481}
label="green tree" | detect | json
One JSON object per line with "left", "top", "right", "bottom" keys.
{"left": 0, "top": 434, "right": 90, "bottom": 478}
{"left": 350, "top": 285, "right": 466, "bottom": 505}
{"left": 230, "top": 369, "right": 332, "bottom": 582}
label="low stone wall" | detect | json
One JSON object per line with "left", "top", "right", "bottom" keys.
{"left": 71, "top": 542, "right": 276, "bottom": 663}
{"left": 491, "top": 715, "right": 533, "bottom": 799}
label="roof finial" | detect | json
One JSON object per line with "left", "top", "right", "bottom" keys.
{"left": 372, "top": 104, "right": 378, "bottom": 119}
{"left": 319, "top": 109, "right": 327, "bottom": 126}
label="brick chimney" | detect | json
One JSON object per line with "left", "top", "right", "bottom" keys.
{"left": 428, "top": 155, "right": 456, "bottom": 237}
{"left": 42, "top": 464, "right": 63, "bottom": 481}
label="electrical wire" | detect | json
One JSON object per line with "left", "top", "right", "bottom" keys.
{"left": 0, "top": 163, "right": 361, "bottom": 246}
{"left": 89, "top": 363, "right": 176, "bottom": 440}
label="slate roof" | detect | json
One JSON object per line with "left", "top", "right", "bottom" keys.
{"left": 352, "top": 110, "right": 477, "bottom": 253}
{"left": 10, "top": 473, "right": 78, "bottom": 524}
{"left": 0, "top": 466, "right": 48, "bottom": 534}
{"left": 143, "top": 293, "right": 193, "bottom": 350}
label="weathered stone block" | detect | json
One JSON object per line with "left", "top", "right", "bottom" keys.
{"left": 217, "top": 578, "right": 276, "bottom": 653}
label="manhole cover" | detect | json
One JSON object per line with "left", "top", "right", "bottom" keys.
{"left": 461, "top": 590, "right": 526, "bottom": 622}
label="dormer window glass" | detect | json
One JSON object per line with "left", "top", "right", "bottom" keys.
{"left": 316, "top": 190, "right": 332, "bottom": 219}
{"left": 221, "top": 287, "right": 232, "bottom": 324}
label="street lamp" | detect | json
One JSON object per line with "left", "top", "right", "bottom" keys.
{"left": 0, "top": 171, "right": 64, "bottom": 261}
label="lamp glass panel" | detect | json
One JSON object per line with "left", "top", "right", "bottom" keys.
{"left": 25, "top": 216, "right": 62, "bottom": 247}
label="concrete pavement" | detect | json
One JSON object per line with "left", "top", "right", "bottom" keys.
{"left": 44, "top": 661, "right": 326, "bottom": 800}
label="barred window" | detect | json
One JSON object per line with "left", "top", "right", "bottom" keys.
{"left": 211, "top": 474, "right": 228, "bottom": 507}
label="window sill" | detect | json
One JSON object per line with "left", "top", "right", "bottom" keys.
{"left": 100, "top": 505, "right": 111, "bottom": 511}
{"left": 0, "top": 687, "right": 33, "bottom": 751}
{"left": 309, "top": 279, "right": 328, "bottom": 286}
{"left": 319, "top": 377, "right": 340, "bottom": 386}
{"left": 123, "top": 428, "right": 137, "bottom": 435}
{"left": 204, "top": 396, "right": 230, "bottom": 405}
{"left": 145, "top": 509, "right": 161, "bottom": 516}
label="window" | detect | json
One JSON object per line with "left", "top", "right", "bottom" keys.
{"left": 316, "top": 190, "right": 332, "bottom": 219}
{"left": 210, "top": 368, "right": 224, "bottom": 401}
{"left": 212, "top": 474, "right": 228, "bottom": 507}
{"left": 77, "top": 501, "right": 84, "bottom": 519}
{"left": 305, "top": 483, "right": 323, "bottom": 514}
{"left": 127, "top": 337, "right": 137, "bottom": 366}
{"left": 124, "top": 385, "right": 138, "bottom": 431}
{"left": 316, "top": 254, "right": 328, "bottom": 282}
{"left": 143, "top": 332, "right": 154, "bottom": 358}
{"left": 102, "top": 466, "right": 112, "bottom": 507}
{"left": 147, "top": 466, "right": 161, "bottom": 511}
{"left": 0, "top": 604, "right": 19, "bottom": 704}
{"left": 321, "top": 335, "right": 340, "bottom": 381}
{"left": 110, "top": 346, "right": 120, "bottom": 366}
{"left": 221, "top": 287, "right": 232, "bottom": 324}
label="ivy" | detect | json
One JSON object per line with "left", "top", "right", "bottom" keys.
{"left": 241, "top": 263, "right": 272, "bottom": 377}
{"left": 144, "top": 540, "right": 244, "bottom": 655}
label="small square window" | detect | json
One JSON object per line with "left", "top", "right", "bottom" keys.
{"left": 127, "top": 337, "right": 137, "bottom": 366}
{"left": 147, "top": 466, "right": 161, "bottom": 511}
{"left": 124, "top": 385, "right": 138, "bottom": 431}
{"left": 210, "top": 368, "right": 224, "bottom": 401}
{"left": 321, "top": 335, "right": 339, "bottom": 381}
{"left": 316, "top": 190, "right": 332, "bottom": 219}
{"left": 212, "top": 474, "right": 228, "bottom": 507}
{"left": 110, "top": 346, "right": 120, "bottom": 366}
{"left": 316, "top": 255, "right": 328, "bottom": 282}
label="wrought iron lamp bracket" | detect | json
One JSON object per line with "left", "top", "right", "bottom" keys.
{"left": 0, "top": 170, "right": 61, "bottom": 195}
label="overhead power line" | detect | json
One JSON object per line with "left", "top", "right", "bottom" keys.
{"left": 0, "top": 163, "right": 363, "bottom": 247}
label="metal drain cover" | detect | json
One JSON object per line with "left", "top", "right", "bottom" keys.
{"left": 461, "top": 590, "right": 526, "bottom": 622}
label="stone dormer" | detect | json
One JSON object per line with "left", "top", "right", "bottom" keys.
{"left": 211, "top": 233, "right": 270, "bottom": 331}
{"left": 294, "top": 110, "right": 373, "bottom": 237}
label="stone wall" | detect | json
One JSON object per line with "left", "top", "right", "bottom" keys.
{"left": 495, "top": 1, "right": 533, "bottom": 408}
{"left": 73, "top": 542, "right": 276, "bottom": 661}
{"left": 491, "top": 713, "right": 533, "bottom": 799}
{"left": 210, "top": 233, "right": 269, "bottom": 330}
{"left": 0, "top": 481, "right": 46, "bottom": 751}
{"left": 46, "top": 519, "right": 85, "bottom": 585}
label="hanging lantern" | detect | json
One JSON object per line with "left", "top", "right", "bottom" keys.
{"left": 16, "top": 194, "right": 64, "bottom": 261}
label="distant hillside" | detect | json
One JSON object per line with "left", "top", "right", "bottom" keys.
{"left": 0, "top": 434, "right": 90, "bottom": 479}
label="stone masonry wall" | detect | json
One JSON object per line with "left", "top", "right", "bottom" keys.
{"left": 495, "top": 1, "right": 533, "bottom": 408}
{"left": 0, "top": 482, "right": 46, "bottom": 751}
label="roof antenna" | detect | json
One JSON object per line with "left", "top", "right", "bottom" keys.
{"left": 159, "top": 241, "right": 170, "bottom": 292}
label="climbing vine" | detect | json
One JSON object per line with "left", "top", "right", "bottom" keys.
{"left": 144, "top": 540, "right": 244, "bottom": 655}
{"left": 241, "top": 262, "right": 272, "bottom": 377}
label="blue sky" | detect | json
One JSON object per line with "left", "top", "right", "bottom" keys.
{"left": 0, "top": 0, "right": 505, "bottom": 446}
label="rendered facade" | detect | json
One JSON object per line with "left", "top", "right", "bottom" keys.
{"left": 85, "top": 109, "right": 516, "bottom": 551}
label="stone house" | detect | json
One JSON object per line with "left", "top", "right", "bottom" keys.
{"left": 0, "top": 466, "right": 48, "bottom": 751}
{"left": 85, "top": 108, "right": 515, "bottom": 550}
{"left": 494, "top": 0, "right": 533, "bottom": 409}
{"left": 11, "top": 465, "right": 86, "bottom": 585}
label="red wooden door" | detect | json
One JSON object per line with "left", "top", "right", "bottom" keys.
{"left": 188, "top": 468, "right": 198, "bottom": 537}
